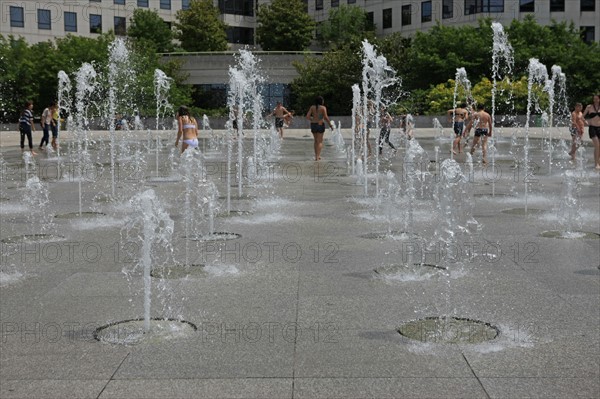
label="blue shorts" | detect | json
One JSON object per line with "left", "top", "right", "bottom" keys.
{"left": 474, "top": 128, "right": 489, "bottom": 137}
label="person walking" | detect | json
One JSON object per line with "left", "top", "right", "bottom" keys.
{"left": 175, "top": 106, "right": 199, "bottom": 153}
{"left": 582, "top": 94, "right": 600, "bottom": 169}
{"left": 19, "top": 101, "right": 36, "bottom": 155}
{"left": 305, "top": 96, "right": 333, "bottom": 161}
{"left": 569, "top": 103, "right": 585, "bottom": 161}
{"left": 466, "top": 104, "right": 492, "bottom": 165}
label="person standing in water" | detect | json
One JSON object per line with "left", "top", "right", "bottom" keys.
{"left": 175, "top": 105, "right": 199, "bottom": 153}
{"left": 305, "top": 96, "right": 333, "bottom": 161}
{"left": 269, "top": 101, "right": 292, "bottom": 138}
{"left": 582, "top": 94, "right": 600, "bottom": 169}
{"left": 19, "top": 100, "right": 36, "bottom": 155}
{"left": 569, "top": 103, "right": 585, "bottom": 161}
{"left": 378, "top": 106, "right": 395, "bottom": 155}
{"left": 447, "top": 103, "right": 469, "bottom": 154}
{"left": 466, "top": 103, "right": 492, "bottom": 165}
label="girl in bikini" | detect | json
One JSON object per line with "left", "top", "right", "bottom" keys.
{"left": 582, "top": 94, "right": 600, "bottom": 169}
{"left": 175, "top": 105, "right": 199, "bottom": 154}
{"left": 305, "top": 96, "right": 333, "bottom": 161}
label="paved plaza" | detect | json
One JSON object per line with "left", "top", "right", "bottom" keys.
{"left": 0, "top": 126, "right": 599, "bottom": 398}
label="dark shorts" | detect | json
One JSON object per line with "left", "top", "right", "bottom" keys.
{"left": 275, "top": 117, "right": 284, "bottom": 128}
{"left": 232, "top": 119, "right": 238, "bottom": 130}
{"left": 311, "top": 123, "right": 325, "bottom": 134}
{"left": 589, "top": 125, "right": 600, "bottom": 139}
{"left": 570, "top": 127, "right": 580, "bottom": 136}
{"left": 453, "top": 121, "right": 464, "bottom": 136}
{"left": 474, "top": 128, "right": 489, "bottom": 137}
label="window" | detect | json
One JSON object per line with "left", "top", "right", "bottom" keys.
{"left": 581, "top": 0, "right": 595, "bottom": 11}
{"left": 316, "top": 0, "right": 323, "bottom": 10}
{"left": 137, "top": 0, "right": 149, "bottom": 7}
{"left": 383, "top": 8, "right": 392, "bottom": 29}
{"left": 581, "top": 26, "right": 595, "bottom": 44}
{"left": 9, "top": 6, "right": 24, "bottom": 28}
{"left": 114, "top": 0, "right": 125, "bottom": 4}
{"left": 38, "top": 9, "right": 51, "bottom": 30}
{"left": 114, "top": 16, "right": 126, "bottom": 35}
{"left": 367, "top": 11, "right": 374, "bottom": 28}
{"left": 160, "top": 0, "right": 171, "bottom": 10}
{"left": 348, "top": 0, "right": 356, "bottom": 3}
{"left": 421, "top": 1, "right": 432, "bottom": 23}
{"left": 182, "top": 0, "right": 190, "bottom": 10}
{"left": 226, "top": 27, "right": 254, "bottom": 44}
{"left": 90, "top": 14, "right": 102, "bottom": 34}
{"left": 64, "top": 12, "right": 77, "bottom": 32}
{"left": 332, "top": 0, "right": 339, "bottom": 6}
{"left": 401, "top": 5, "right": 411, "bottom": 26}
{"left": 443, "top": 0, "right": 453, "bottom": 19}
{"left": 218, "top": 0, "right": 254, "bottom": 16}
{"left": 550, "top": 0, "right": 564, "bottom": 11}
{"left": 465, "top": 0, "right": 504, "bottom": 14}
{"left": 520, "top": 0, "right": 534, "bottom": 12}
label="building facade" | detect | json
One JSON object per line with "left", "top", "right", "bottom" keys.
{"left": 1, "top": 0, "right": 598, "bottom": 45}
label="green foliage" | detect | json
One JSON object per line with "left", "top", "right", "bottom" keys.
{"left": 319, "top": 5, "right": 375, "bottom": 50}
{"left": 257, "top": 0, "right": 315, "bottom": 51}
{"left": 0, "top": 33, "right": 191, "bottom": 122}
{"left": 0, "top": 36, "right": 37, "bottom": 121}
{"left": 507, "top": 16, "right": 600, "bottom": 104}
{"left": 404, "top": 20, "right": 493, "bottom": 91}
{"left": 175, "top": 0, "right": 228, "bottom": 52}
{"left": 128, "top": 9, "right": 175, "bottom": 53}
{"left": 424, "top": 76, "right": 531, "bottom": 115}
{"left": 291, "top": 44, "right": 362, "bottom": 115}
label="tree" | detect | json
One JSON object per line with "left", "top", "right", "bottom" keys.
{"left": 291, "top": 44, "right": 363, "bottom": 115}
{"left": 128, "top": 9, "right": 175, "bottom": 53}
{"left": 256, "top": 0, "right": 315, "bottom": 51}
{"left": 319, "top": 5, "right": 375, "bottom": 50}
{"left": 175, "top": 0, "right": 228, "bottom": 52}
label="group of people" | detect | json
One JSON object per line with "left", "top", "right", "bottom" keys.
{"left": 18, "top": 101, "right": 59, "bottom": 155}
{"left": 446, "top": 103, "right": 493, "bottom": 164}
{"left": 170, "top": 93, "right": 600, "bottom": 169}
{"left": 570, "top": 94, "right": 600, "bottom": 169}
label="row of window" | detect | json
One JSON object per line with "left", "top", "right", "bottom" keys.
{"left": 9, "top": 6, "right": 128, "bottom": 35}
{"left": 317, "top": 0, "right": 596, "bottom": 14}
{"left": 378, "top": 0, "right": 596, "bottom": 29}
{"left": 90, "top": 0, "right": 191, "bottom": 10}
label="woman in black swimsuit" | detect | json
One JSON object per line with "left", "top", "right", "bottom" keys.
{"left": 305, "top": 96, "right": 333, "bottom": 161}
{"left": 582, "top": 94, "right": 600, "bottom": 169}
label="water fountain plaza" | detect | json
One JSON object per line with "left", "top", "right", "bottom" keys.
{"left": 0, "top": 122, "right": 598, "bottom": 397}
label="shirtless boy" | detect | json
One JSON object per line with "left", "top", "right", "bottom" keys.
{"left": 466, "top": 104, "right": 492, "bottom": 165}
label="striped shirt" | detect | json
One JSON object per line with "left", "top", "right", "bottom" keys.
{"left": 19, "top": 109, "right": 33, "bottom": 126}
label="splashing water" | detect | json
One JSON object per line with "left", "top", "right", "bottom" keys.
{"left": 154, "top": 69, "right": 173, "bottom": 177}
{"left": 124, "top": 189, "right": 174, "bottom": 332}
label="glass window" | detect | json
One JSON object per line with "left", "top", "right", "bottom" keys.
{"left": 382, "top": 8, "right": 392, "bottom": 29}
{"left": 138, "top": 0, "right": 149, "bottom": 6}
{"left": 332, "top": 0, "right": 339, "bottom": 6}
{"left": 64, "top": 12, "right": 77, "bottom": 32}
{"left": 443, "top": 0, "right": 453, "bottom": 19}
{"left": 520, "top": 0, "right": 534, "bottom": 12}
{"left": 316, "top": 0, "right": 323, "bottom": 10}
{"left": 581, "top": 26, "right": 595, "bottom": 44}
{"left": 182, "top": 0, "right": 190, "bottom": 10}
{"left": 401, "top": 5, "right": 411, "bottom": 26}
{"left": 226, "top": 27, "right": 254, "bottom": 44}
{"left": 486, "top": 0, "right": 504, "bottom": 12}
{"left": 581, "top": 0, "right": 595, "bottom": 11}
{"left": 366, "top": 11, "right": 374, "bottom": 28}
{"left": 218, "top": 0, "right": 254, "bottom": 16}
{"left": 421, "top": 1, "right": 432, "bottom": 23}
{"left": 9, "top": 6, "right": 24, "bottom": 28}
{"left": 114, "top": 0, "right": 125, "bottom": 4}
{"left": 160, "top": 0, "right": 171, "bottom": 10}
{"left": 38, "top": 9, "right": 51, "bottom": 30}
{"left": 114, "top": 16, "right": 126, "bottom": 35}
{"left": 90, "top": 14, "right": 102, "bottom": 34}
{"left": 347, "top": 0, "right": 356, "bottom": 3}
{"left": 550, "top": 0, "right": 564, "bottom": 11}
